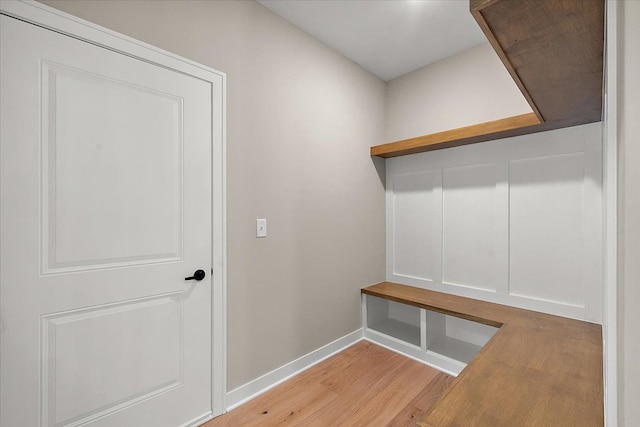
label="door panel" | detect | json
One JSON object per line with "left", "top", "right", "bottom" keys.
{"left": 1, "top": 14, "right": 213, "bottom": 427}
{"left": 42, "top": 294, "right": 184, "bottom": 426}
{"left": 42, "top": 61, "right": 184, "bottom": 272}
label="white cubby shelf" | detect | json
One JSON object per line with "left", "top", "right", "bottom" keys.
{"left": 363, "top": 294, "right": 498, "bottom": 376}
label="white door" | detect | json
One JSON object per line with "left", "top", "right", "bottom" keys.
{"left": 1, "top": 14, "right": 214, "bottom": 427}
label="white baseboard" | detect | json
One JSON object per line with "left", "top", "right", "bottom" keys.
{"left": 180, "top": 411, "right": 213, "bottom": 427}
{"left": 225, "top": 328, "right": 364, "bottom": 411}
{"left": 362, "top": 335, "right": 460, "bottom": 377}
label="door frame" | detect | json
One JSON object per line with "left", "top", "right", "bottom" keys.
{"left": 0, "top": 0, "right": 228, "bottom": 420}
{"left": 603, "top": 1, "right": 618, "bottom": 425}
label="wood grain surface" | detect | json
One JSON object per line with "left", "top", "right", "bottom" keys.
{"left": 362, "top": 282, "right": 603, "bottom": 427}
{"left": 472, "top": 0, "right": 604, "bottom": 124}
{"left": 370, "top": 113, "right": 541, "bottom": 158}
{"left": 203, "top": 341, "right": 453, "bottom": 427}
{"left": 371, "top": 0, "right": 604, "bottom": 158}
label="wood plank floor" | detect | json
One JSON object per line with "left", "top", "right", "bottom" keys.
{"left": 203, "top": 341, "right": 453, "bottom": 427}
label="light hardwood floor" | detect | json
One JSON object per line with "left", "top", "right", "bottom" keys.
{"left": 204, "top": 341, "right": 452, "bottom": 427}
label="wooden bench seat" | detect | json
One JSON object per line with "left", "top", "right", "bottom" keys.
{"left": 362, "top": 282, "right": 603, "bottom": 426}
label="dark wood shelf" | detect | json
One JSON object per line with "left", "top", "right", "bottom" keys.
{"left": 362, "top": 282, "right": 603, "bottom": 427}
{"left": 371, "top": 0, "right": 605, "bottom": 158}
{"left": 472, "top": 0, "right": 604, "bottom": 124}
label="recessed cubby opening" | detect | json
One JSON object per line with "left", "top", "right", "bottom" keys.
{"left": 425, "top": 311, "right": 498, "bottom": 365}
{"left": 365, "top": 295, "right": 421, "bottom": 347}
{"left": 363, "top": 293, "right": 498, "bottom": 376}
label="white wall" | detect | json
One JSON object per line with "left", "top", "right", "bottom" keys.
{"left": 386, "top": 123, "right": 603, "bottom": 322}
{"left": 618, "top": 1, "right": 640, "bottom": 424}
{"left": 39, "top": 0, "right": 387, "bottom": 391}
{"left": 385, "top": 42, "right": 533, "bottom": 142}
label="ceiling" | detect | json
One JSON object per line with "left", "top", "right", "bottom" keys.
{"left": 257, "top": 0, "right": 487, "bottom": 81}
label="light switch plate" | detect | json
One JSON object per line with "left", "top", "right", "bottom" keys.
{"left": 256, "top": 218, "right": 267, "bottom": 238}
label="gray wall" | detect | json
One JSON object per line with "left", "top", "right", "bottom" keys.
{"left": 385, "top": 42, "right": 532, "bottom": 142}
{"left": 40, "top": 0, "right": 386, "bottom": 391}
{"left": 618, "top": 1, "right": 640, "bottom": 425}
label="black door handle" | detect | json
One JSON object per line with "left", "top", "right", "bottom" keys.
{"left": 185, "top": 269, "right": 206, "bottom": 281}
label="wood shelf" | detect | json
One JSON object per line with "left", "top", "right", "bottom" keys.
{"left": 370, "top": 113, "right": 540, "bottom": 158}
{"left": 371, "top": 0, "right": 604, "bottom": 158}
{"left": 472, "top": 0, "right": 604, "bottom": 125}
{"left": 361, "top": 282, "right": 603, "bottom": 426}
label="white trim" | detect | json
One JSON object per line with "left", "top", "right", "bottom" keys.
{"left": 385, "top": 123, "right": 604, "bottom": 323}
{"left": 225, "top": 329, "right": 364, "bottom": 412}
{"left": 211, "top": 51, "right": 228, "bottom": 418}
{"left": 603, "top": 1, "right": 618, "bottom": 425}
{"left": 0, "top": 0, "right": 224, "bottom": 82}
{"left": 0, "top": 0, "right": 228, "bottom": 418}
{"left": 179, "top": 412, "right": 213, "bottom": 427}
{"left": 361, "top": 337, "right": 459, "bottom": 377}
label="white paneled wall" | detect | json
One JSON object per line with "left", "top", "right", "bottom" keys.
{"left": 392, "top": 172, "right": 438, "bottom": 281}
{"left": 386, "top": 123, "right": 602, "bottom": 322}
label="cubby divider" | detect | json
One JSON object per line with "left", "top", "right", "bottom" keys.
{"left": 363, "top": 293, "right": 497, "bottom": 376}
